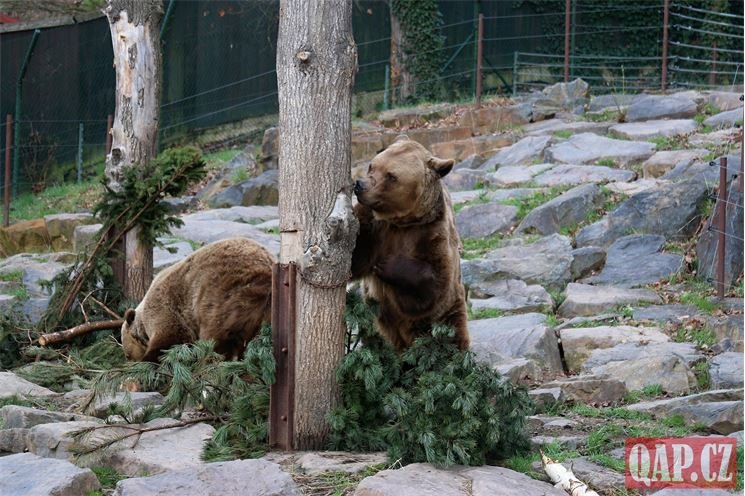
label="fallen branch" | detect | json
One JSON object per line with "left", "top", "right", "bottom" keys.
{"left": 38, "top": 320, "right": 124, "bottom": 346}
{"left": 541, "top": 451, "right": 600, "bottom": 496}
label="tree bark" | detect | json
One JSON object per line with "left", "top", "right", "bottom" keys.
{"left": 104, "top": 0, "right": 163, "bottom": 301}
{"left": 388, "top": 3, "right": 413, "bottom": 104}
{"left": 276, "top": 0, "right": 358, "bottom": 450}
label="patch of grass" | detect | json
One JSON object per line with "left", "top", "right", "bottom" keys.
{"left": 647, "top": 135, "right": 686, "bottom": 151}
{"left": 454, "top": 191, "right": 490, "bottom": 214}
{"left": 263, "top": 226, "right": 280, "bottom": 235}
{"left": 10, "top": 286, "right": 29, "bottom": 301}
{"left": 0, "top": 269, "right": 23, "bottom": 282}
{"left": 91, "top": 467, "right": 127, "bottom": 489}
{"left": 587, "top": 424, "right": 625, "bottom": 456}
{"left": 548, "top": 288, "right": 565, "bottom": 308}
{"left": 202, "top": 149, "right": 241, "bottom": 168}
{"left": 553, "top": 130, "right": 574, "bottom": 139}
{"left": 702, "top": 102, "right": 720, "bottom": 116}
{"left": 700, "top": 124, "right": 715, "bottom": 134}
{"left": 624, "top": 384, "right": 664, "bottom": 404}
{"left": 680, "top": 291, "right": 718, "bottom": 313}
{"left": 502, "top": 186, "right": 569, "bottom": 222}
{"left": 545, "top": 314, "right": 559, "bottom": 327}
{"left": 230, "top": 167, "right": 249, "bottom": 184}
{"left": 588, "top": 453, "right": 626, "bottom": 473}
{"left": 586, "top": 109, "right": 621, "bottom": 122}
{"left": 468, "top": 306, "right": 504, "bottom": 320}
{"left": 10, "top": 179, "right": 103, "bottom": 222}
{"left": 0, "top": 395, "right": 36, "bottom": 409}
{"left": 737, "top": 446, "right": 744, "bottom": 491}
{"left": 462, "top": 233, "right": 504, "bottom": 259}
{"left": 693, "top": 361, "right": 710, "bottom": 390}
{"left": 673, "top": 326, "right": 717, "bottom": 349}
{"left": 694, "top": 114, "right": 706, "bottom": 125}
{"left": 597, "top": 158, "right": 617, "bottom": 167}
{"left": 571, "top": 404, "right": 652, "bottom": 421}
{"left": 295, "top": 465, "right": 385, "bottom": 496}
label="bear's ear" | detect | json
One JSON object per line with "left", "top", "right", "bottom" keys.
{"left": 124, "top": 308, "right": 136, "bottom": 325}
{"left": 428, "top": 156, "right": 454, "bottom": 178}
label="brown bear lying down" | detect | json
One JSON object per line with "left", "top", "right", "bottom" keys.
{"left": 351, "top": 136, "right": 470, "bottom": 350}
{"left": 121, "top": 237, "right": 275, "bottom": 362}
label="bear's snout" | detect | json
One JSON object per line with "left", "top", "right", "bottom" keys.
{"left": 354, "top": 179, "right": 365, "bottom": 195}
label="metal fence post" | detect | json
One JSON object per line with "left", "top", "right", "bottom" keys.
{"left": 661, "top": 0, "right": 669, "bottom": 91}
{"left": 4, "top": 115, "right": 12, "bottom": 227}
{"left": 76, "top": 123, "right": 84, "bottom": 184}
{"left": 475, "top": 14, "right": 484, "bottom": 107}
{"left": 716, "top": 156, "right": 727, "bottom": 299}
{"left": 564, "top": 0, "right": 571, "bottom": 82}
{"left": 13, "top": 29, "right": 41, "bottom": 200}
{"left": 512, "top": 51, "right": 519, "bottom": 98}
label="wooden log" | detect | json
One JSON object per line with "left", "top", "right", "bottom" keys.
{"left": 38, "top": 320, "right": 124, "bottom": 347}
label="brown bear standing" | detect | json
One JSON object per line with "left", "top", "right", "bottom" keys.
{"left": 351, "top": 136, "right": 470, "bottom": 350}
{"left": 121, "top": 237, "right": 275, "bottom": 362}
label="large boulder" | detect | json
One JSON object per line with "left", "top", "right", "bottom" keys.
{"left": 558, "top": 283, "right": 661, "bottom": 317}
{"left": 709, "top": 352, "right": 744, "bottom": 389}
{"left": 458, "top": 105, "right": 530, "bottom": 134}
{"left": 260, "top": 126, "right": 279, "bottom": 170}
{"left": 576, "top": 178, "right": 708, "bottom": 247}
{"left": 207, "top": 169, "right": 278, "bottom": 208}
{"left": 609, "top": 119, "right": 697, "bottom": 141}
{"left": 541, "top": 375, "right": 628, "bottom": 405}
{"left": 44, "top": 213, "right": 96, "bottom": 251}
{"left": 641, "top": 149, "right": 709, "bottom": 178}
{"left": 461, "top": 234, "right": 573, "bottom": 290}
{"left": 0, "top": 372, "right": 58, "bottom": 399}
{"left": 456, "top": 203, "right": 518, "bottom": 239}
{"left": 626, "top": 94, "right": 698, "bottom": 122}
{"left": 0, "top": 453, "right": 101, "bottom": 496}
{"left": 430, "top": 134, "right": 516, "bottom": 162}
{"left": 0, "top": 219, "right": 50, "bottom": 257}
{"left": 469, "top": 279, "right": 553, "bottom": 314}
{"left": 544, "top": 133, "right": 656, "bottom": 166}
{"left": 479, "top": 135, "right": 551, "bottom": 168}
{"left": 696, "top": 187, "right": 743, "bottom": 287}
{"left": 704, "top": 108, "right": 743, "bottom": 128}
{"left": 582, "top": 342, "right": 703, "bottom": 371}
{"left": 591, "top": 355, "right": 697, "bottom": 394}
{"left": 532, "top": 164, "right": 635, "bottom": 187}
{"left": 516, "top": 183, "right": 604, "bottom": 235}
{"left": 583, "top": 234, "right": 683, "bottom": 287}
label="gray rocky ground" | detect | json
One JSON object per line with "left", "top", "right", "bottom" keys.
{"left": 0, "top": 82, "right": 742, "bottom": 495}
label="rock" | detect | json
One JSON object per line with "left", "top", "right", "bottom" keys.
{"left": 673, "top": 401, "right": 743, "bottom": 434}
{"left": 543, "top": 375, "right": 628, "bottom": 404}
{"left": 162, "top": 196, "right": 199, "bottom": 214}
{"left": 592, "top": 355, "right": 697, "bottom": 394}
{"left": 588, "top": 93, "right": 644, "bottom": 112}
{"left": 542, "top": 417, "right": 578, "bottom": 430}
{"left": 576, "top": 178, "right": 707, "bottom": 248}
{"left": 531, "top": 435, "right": 588, "bottom": 450}
{"left": 570, "top": 246, "right": 606, "bottom": 279}
{"left": 26, "top": 420, "right": 103, "bottom": 460}
{"left": 260, "top": 126, "right": 279, "bottom": 170}
{"left": 90, "top": 392, "right": 165, "bottom": 418}
{"left": 609, "top": 119, "right": 697, "bottom": 140}
{"left": 0, "top": 372, "right": 58, "bottom": 399}
{"left": 729, "top": 430, "right": 744, "bottom": 448}
{"left": 632, "top": 304, "right": 701, "bottom": 323}
{"left": 582, "top": 342, "right": 703, "bottom": 371}
{"left": 379, "top": 103, "right": 455, "bottom": 128}
{"left": 558, "top": 283, "right": 661, "bottom": 318}
{"left": 559, "top": 324, "right": 669, "bottom": 372}
{"left": 696, "top": 188, "right": 743, "bottom": 287}
{"left": 443, "top": 168, "right": 488, "bottom": 191}
{"left": 462, "top": 234, "right": 573, "bottom": 290}
{"left": 516, "top": 184, "right": 604, "bottom": 235}
{"left": 494, "top": 358, "right": 543, "bottom": 383}
{"left": 44, "top": 213, "right": 95, "bottom": 251}
{"left": 480, "top": 135, "right": 551, "bottom": 168}
{"left": 485, "top": 163, "right": 555, "bottom": 187}
{"left": 456, "top": 203, "right": 518, "bottom": 239}
{"left": 73, "top": 223, "right": 102, "bottom": 252}
{"left": 626, "top": 388, "right": 743, "bottom": 417}
{"left": 641, "top": 149, "right": 709, "bottom": 178}
{"left": 405, "top": 126, "right": 472, "bottom": 150}
{"left": 485, "top": 188, "right": 548, "bottom": 202}
{"left": 469, "top": 279, "right": 553, "bottom": 314}
{"left": 154, "top": 241, "right": 194, "bottom": 273}
{"left": 523, "top": 119, "right": 611, "bottom": 137}
{"left": 185, "top": 205, "right": 279, "bottom": 224}
{"left": 0, "top": 428, "right": 28, "bottom": 452}
{"left": 453, "top": 154, "right": 483, "bottom": 171}
{"left": 0, "top": 219, "right": 50, "bottom": 257}
{"left": 532, "top": 164, "right": 635, "bottom": 187}
{"left": 0, "top": 405, "right": 96, "bottom": 429}
{"left": 583, "top": 234, "right": 682, "bottom": 287}
{"left": 430, "top": 134, "right": 516, "bottom": 162}
{"left": 706, "top": 91, "right": 743, "bottom": 111}
{"left": 565, "top": 457, "right": 625, "bottom": 493}
{"left": 529, "top": 388, "right": 564, "bottom": 412}
{"left": 709, "top": 352, "right": 744, "bottom": 389}
{"left": 169, "top": 220, "right": 279, "bottom": 255}
{"left": 544, "top": 133, "right": 656, "bottom": 166}
{"left": 541, "top": 79, "right": 590, "bottom": 109}
{"left": 651, "top": 489, "right": 733, "bottom": 496}
{"left": 606, "top": 178, "right": 666, "bottom": 196}
{"left": 0, "top": 453, "right": 101, "bottom": 496}
{"left": 458, "top": 105, "right": 530, "bottom": 134}
{"left": 113, "top": 458, "right": 300, "bottom": 496}
{"left": 354, "top": 463, "right": 567, "bottom": 496}
{"left": 626, "top": 94, "right": 698, "bottom": 121}
{"left": 468, "top": 313, "right": 563, "bottom": 373}
{"left": 208, "top": 169, "right": 279, "bottom": 208}
{"left": 705, "top": 314, "right": 745, "bottom": 344}
{"left": 296, "top": 451, "right": 388, "bottom": 475}
{"left": 704, "top": 108, "right": 743, "bottom": 128}
{"left": 688, "top": 127, "right": 743, "bottom": 148}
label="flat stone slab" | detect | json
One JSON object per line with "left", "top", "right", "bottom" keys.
{"left": 0, "top": 371, "right": 58, "bottom": 399}
{"left": 626, "top": 94, "right": 698, "bottom": 122}
{"left": 26, "top": 420, "right": 104, "bottom": 460}
{"left": 485, "top": 163, "right": 554, "bottom": 187}
{"left": 704, "top": 107, "right": 743, "bottom": 128}
{"left": 0, "top": 452, "right": 101, "bottom": 496}
{"left": 531, "top": 435, "right": 588, "bottom": 450}
{"left": 542, "top": 374, "right": 628, "bottom": 405}
{"left": 632, "top": 304, "right": 701, "bottom": 323}
{"left": 609, "top": 119, "right": 697, "bottom": 140}
{"left": 592, "top": 355, "right": 696, "bottom": 394}
{"left": 570, "top": 246, "right": 606, "bottom": 279}
{"left": 494, "top": 357, "right": 543, "bottom": 383}
{"left": 642, "top": 149, "right": 709, "bottom": 178}
{"left": 295, "top": 451, "right": 388, "bottom": 475}
{"left": 0, "top": 405, "right": 97, "bottom": 429}
{"left": 480, "top": 135, "right": 552, "bottom": 168}
{"left": 469, "top": 279, "right": 553, "bottom": 314}
{"left": 461, "top": 234, "right": 573, "bottom": 290}
{"left": 532, "top": 164, "right": 635, "bottom": 187}
{"left": 468, "top": 313, "right": 563, "bottom": 373}
{"left": 588, "top": 93, "right": 645, "bottom": 112}
{"left": 558, "top": 283, "right": 661, "bottom": 318}
{"left": 709, "top": 352, "right": 744, "bottom": 389}
{"left": 153, "top": 241, "right": 194, "bottom": 273}
{"left": 583, "top": 234, "right": 682, "bottom": 287}
{"left": 626, "top": 388, "right": 743, "bottom": 416}
{"left": 455, "top": 203, "right": 518, "bottom": 239}
{"left": 184, "top": 206, "right": 279, "bottom": 224}
{"left": 354, "top": 463, "right": 567, "bottom": 496}
{"left": 113, "top": 459, "right": 300, "bottom": 496}
{"left": 89, "top": 392, "right": 165, "bottom": 418}
{"left": 565, "top": 457, "right": 625, "bottom": 493}
{"left": 544, "top": 133, "right": 656, "bottom": 166}
{"left": 560, "top": 324, "right": 669, "bottom": 372}
{"left": 516, "top": 183, "right": 604, "bottom": 235}
{"left": 523, "top": 119, "right": 612, "bottom": 137}
{"left": 582, "top": 342, "right": 703, "bottom": 371}
{"left": 169, "top": 219, "right": 279, "bottom": 254}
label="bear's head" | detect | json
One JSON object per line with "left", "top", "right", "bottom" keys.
{"left": 121, "top": 308, "right": 148, "bottom": 361}
{"left": 353, "top": 136, "right": 454, "bottom": 224}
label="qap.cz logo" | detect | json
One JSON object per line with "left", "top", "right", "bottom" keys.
{"left": 625, "top": 437, "right": 737, "bottom": 489}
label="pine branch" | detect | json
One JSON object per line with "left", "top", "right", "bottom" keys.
{"left": 38, "top": 320, "right": 123, "bottom": 346}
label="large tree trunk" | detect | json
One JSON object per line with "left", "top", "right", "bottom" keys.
{"left": 388, "top": 3, "right": 413, "bottom": 104}
{"left": 276, "top": 0, "right": 358, "bottom": 450}
{"left": 104, "top": 0, "right": 162, "bottom": 301}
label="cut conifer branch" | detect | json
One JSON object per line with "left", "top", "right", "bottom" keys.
{"left": 38, "top": 320, "right": 124, "bottom": 347}
{"left": 541, "top": 451, "right": 600, "bottom": 496}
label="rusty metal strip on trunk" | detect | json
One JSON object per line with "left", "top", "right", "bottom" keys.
{"left": 269, "top": 262, "right": 296, "bottom": 450}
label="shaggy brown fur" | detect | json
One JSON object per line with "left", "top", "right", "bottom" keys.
{"left": 121, "top": 237, "right": 275, "bottom": 362}
{"left": 351, "top": 136, "right": 470, "bottom": 350}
